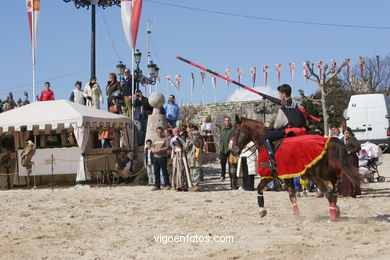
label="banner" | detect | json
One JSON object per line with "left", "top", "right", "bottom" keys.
{"left": 303, "top": 63, "right": 308, "bottom": 87}
{"left": 175, "top": 74, "right": 181, "bottom": 92}
{"left": 190, "top": 72, "right": 195, "bottom": 104}
{"left": 289, "top": 63, "right": 295, "bottom": 85}
{"left": 200, "top": 72, "right": 205, "bottom": 104}
{"left": 26, "top": 0, "right": 40, "bottom": 58}
{"left": 276, "top": 64, "right": 282, "bottom": 86}
{"left": 317, "top": 61, "right": 323, "bottom": 81}
{"left": 344, "top": 58, "right": 351, "bottom": 76}
{"left": 330, "top": 59, "right": 336, "bottom": 73}
{"left": 131, "top": 0, "right": 143, "bottom": 49}
{"left": 237, "top": 68, "right": 243, "bottom": 83}
{"left": 263, "top": 66, "right": 269, "bottom": 88}
{"left": 250, "top": 67, "right": 256, "bottom": 87}
{"left": 121, "top": 0, "right": 143, "bottom": 50}
{"left": 211, "top": 75, "right": 217, "bottom": 103}
{"left": 359, "top": 56, "right": 366, "bottom": 78}
{"left": 225, "top": 68, "right": 231, "bottom": 89}
{"left": 166, "top": 75, "right": 177, "bottom": 89}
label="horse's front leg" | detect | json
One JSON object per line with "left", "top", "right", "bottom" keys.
{"left": 309, "top": 175, "right": 338, "bottom": 222}
{"left": 285, "top": 178, "right": 299, "bottom": 217}
{"left": 257, "top": 178, "right": 272, "bottom": 217}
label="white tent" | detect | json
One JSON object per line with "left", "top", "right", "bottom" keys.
{"left": 0, "top": 100, "right": 132, "bottom": 184}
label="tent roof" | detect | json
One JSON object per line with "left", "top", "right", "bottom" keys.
{"left": 0, "top": 100, "right": 130, "bottom": 132}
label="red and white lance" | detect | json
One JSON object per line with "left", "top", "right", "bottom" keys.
{"left": 359, "top": 56, "right": 366, "bottom": 78}
{"left": 175, "top": 74, "right": 181, "bottom": 92}
{"left": 317, "top": 61, "right": 323, "bottom": 81}
{"left": 211, "top": 75, "right": 217, "bottom": 103}
{"left": 276, "top": 64, "right": 282, "bottom": 86}
{"left": 190, "top": 72, "right": 195, "bottom": 104}
{"left": 26, "top": 0, "right": 40, "bottom": 102}
{"left": 250, "top": 67, "right": 256, "bottom": 87}
{"left": 263, "top": 65, "right": 269, "bottom": 88}
{"left": 121, "top": 0, "right": 143, "bottom": 119}
{"left": 344, "top": 58, "right": 351, "bottom": 77}
{"left": 303, "top": 63, "right": 308, "bottom": 87}
{"left": 200, "top": 72, "right": 205, "bottom": 104}
{"left": 237, "top": 68, "right": 243, "bottom": 84}
{"left": 289, "top": 63, "right": 295, "bottom": 85}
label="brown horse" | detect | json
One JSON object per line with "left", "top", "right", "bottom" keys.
{"left": 232, "top": 114, "right": 361, "bottom": 222}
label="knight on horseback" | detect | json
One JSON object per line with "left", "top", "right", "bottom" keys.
{"left": 262, "top": 84, "right": 309, "bottom": 178}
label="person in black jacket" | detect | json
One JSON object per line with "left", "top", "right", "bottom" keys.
{"left": 121, "top": 68, "right": 133, "bottom": 117}
{"left": 133, "top": 90, "right": 153, "bottom": 145}
{"left": 145, "top": 139, "right": 155, "bottom": 186}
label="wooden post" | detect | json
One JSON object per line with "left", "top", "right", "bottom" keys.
{"left": 114, "top": 130, "right": 120, "bottom": 148}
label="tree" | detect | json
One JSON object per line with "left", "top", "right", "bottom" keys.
{"left": 304, "top": 60, "right": 347, "bottom": 136}
{"left": 340, "top": 54, "right": 390, "bottom": 94}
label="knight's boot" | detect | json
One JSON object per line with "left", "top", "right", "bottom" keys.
{"left": 260, "top": 140, "right": 278, "bottom": 179}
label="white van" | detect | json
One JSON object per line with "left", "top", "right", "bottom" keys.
{"left": 345, "top": 94, "right": 390, "bottom": 146}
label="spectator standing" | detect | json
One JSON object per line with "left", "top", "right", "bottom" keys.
{"left": 237, "top": 141, "right": 257, "bottom": 191}
{"left": 39, "top": 82, "right": 54, "bottom": 101}
{"left": 219, "top": 116, "right": 233, "bottom": 181}
{"left": 106, "top": 73, "right": 121, "bottom": 111}
{"left": 163, "top": 95, "right": 180, "bottom": 128}
{"left": 144, "top": 139, "right": 155, "bottom": 186}
{"left": 151, "top": 127, "right": 171, "bottom": 190}
{"left": 121, "top": 68, "right": 133, "bottom": 117}
{"left": 133, "top": 90, "right": 153, "bottom": 145}
{"left": 201, "top": 115, "right": 217, "bottom": 154}
{"left": 69, "top": 81, "right": 86, "bottom": 105}
{"left": 84, "top": 77, "right": 103, "bottom": 109}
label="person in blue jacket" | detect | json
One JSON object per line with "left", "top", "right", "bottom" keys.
{"left": 163, "top": 95, "right": 180, "bottom": 128}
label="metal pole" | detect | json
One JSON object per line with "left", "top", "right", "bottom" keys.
{"left": 131, "top": 48, "right": 135, "bottom": 150}
{"left": 91, "top": 5, "right": 96, "bottom": 79}
{"left": 32, "top": 2, "right": 36, "bottom": 102}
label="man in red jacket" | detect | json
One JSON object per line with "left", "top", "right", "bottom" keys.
{"left": 39, "top": 82, "right": 55, "bottom": 101}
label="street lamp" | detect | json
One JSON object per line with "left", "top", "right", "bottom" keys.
{"left": 116, "top": 61, "right": 126, "bottom": 81}
{"left": 63, "top": 0, "right": 121, "bottom": 78}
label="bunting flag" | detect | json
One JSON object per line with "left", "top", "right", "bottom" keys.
{"left": 359, "top": 56, "right": 366, "bottom": 78}
{"left": 250, "top": 67, "right": 256, "bottom": 87}
{"left": 237, "top": 68, "right": 243, "bottom": 83}
{"left": 157, "top": 76, "right": 161, "bottom": 85}
{"left": 276, "top": 64, "right": 282, "bottom": 86}
{"left": 289, "top": 63, "right": 295, "bottom": 85}
{"left": 330, "top": 59, "right": 336, "bottom": 73}
{"left": 121, "top": 0, "right": 143, "bottom": 50}
{"left": 175, "top": 74, "right": 181, "bottom": 92}
{"left": 211, "top": 75, "right": 217, "bottom": 103}
{"left": 344, "top": 58, "right": 351, "bottom": 76}
{"left": 200, "top": 72, "right": 205, "bottom": 104}
{"left": 376, "top": 55, "right": 380, "bottom": 74}
{"left": 317, "top": 61, "right": 323, "bottom": 81}
{"left": 303, "top": 63, "right": 308, "bottom": 87}
{"left": 190, "top": 72, "right": 195, "bottom": 104}
{"left": 225, "top": 68, "right": 231, "bottom": 89}
{"left": 263, "top": 65, "right": 269, "bottom": 88}
{"left": 166, "top": 75, "right": 177, "bottom": 89}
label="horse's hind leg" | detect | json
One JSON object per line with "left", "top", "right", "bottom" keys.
{"left": 310, "top": 174, "right": 339, "bottom": 222}
{"left": 285, "top": 178, "right": 299, "bottom": 217}
{"left": 257, "top": 178, "right": 272, "bottom": 217}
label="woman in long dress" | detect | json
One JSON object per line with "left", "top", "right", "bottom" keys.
{"left": 201, "top": 115, "right": 217, "bottom": 153}
{"left": 171, "top": 136, "right": 192, "bottom": 191}
{"left": 84, "top": 77, "right": 103, "bottom": 109}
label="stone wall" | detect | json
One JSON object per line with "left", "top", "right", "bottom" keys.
{"left": 181, "top": 100, "right": 278, "bottom": 127}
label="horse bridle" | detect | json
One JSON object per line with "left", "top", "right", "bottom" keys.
{"left": 234, "top": 120, "right": 261, "bottom": 158}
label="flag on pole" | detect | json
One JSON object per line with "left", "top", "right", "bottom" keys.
{"left": 263, "top": 66, "right": 269, "bottom": 88}
{"left": 250, "top": 67, "right": 256, "bottom": 87}
{"left": 317, "top": 61, "right": 323, "bottom": 81}
{"left": 166, "top": 75, "right": 177, "bottom": 89}
{"left": 276, "top": 64, "right": 282, "bottom": 86}
{"left": 200, "top": 72, "right": 205, "bottom": 104}
{"left": 330, "top": 59, "right": 336, "bottom": 73}
{"left": 175, "top": 74, "right": 181, "bottom": 92}
{"left": 211, "top": 75, "right": 217, "bottom": 103}
{"left": 26, "top": 0, "right": 40, "bottom": 58}
{"left": 344, "top": 58, "right": 351, "bottom": 76}
{"left": 359, "top": 56, "right": 366, "bottom": 78}
{"left": 190, "top": 72, "right": 195, "bottom": 104}
{"left": 303, "top": 63, "right": 308, "bottom": 87}
{"left": 237, "top": 68, "right": 243, "bottom": 83}
{"left": 121, "top": 0, "right": 143, "bottom": 50}
{"left": 225, "top": 69, "right": 231, "bottom": 89}
{"left": 289, "top": 63, "right": 295, "bottom": 85}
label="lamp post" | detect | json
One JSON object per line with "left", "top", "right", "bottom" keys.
{"left": 116, "top": 61, "right": 126, "bottom": 82}
{"left": 132, "top": 49, "right": 159, "bottom": 94}
{"left": 63, "top": 0, "right": 120, "bottom": 78}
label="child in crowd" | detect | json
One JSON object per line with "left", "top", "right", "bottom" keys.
{"left": 144, "top": 139, "right": 155, "bottom": 186}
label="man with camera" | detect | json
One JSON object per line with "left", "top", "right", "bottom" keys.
{"left": 133, "top": 90, "right": 153, "bottom": 145}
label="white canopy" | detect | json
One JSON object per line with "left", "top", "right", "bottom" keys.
{"left": 0, "top": 100, "right": 130, "bottom": 132}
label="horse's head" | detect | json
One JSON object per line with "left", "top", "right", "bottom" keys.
{"left": 232, "top": 114, "right": 251, "bottom": 155}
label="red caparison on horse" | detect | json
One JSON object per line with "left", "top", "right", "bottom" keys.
{"left": 232, "top": 114, "right": 362, "bottom": 222}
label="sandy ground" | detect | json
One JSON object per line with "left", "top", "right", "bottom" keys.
{"left": 0, "top": 155, "right": 389, "bottom": 260}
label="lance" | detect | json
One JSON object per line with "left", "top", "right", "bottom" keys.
{"left": 176, "top": 56, "right": 320, "bottom": 122}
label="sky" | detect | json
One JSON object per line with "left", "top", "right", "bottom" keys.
{"left": 1, "top": 0, "right": 390, "bottom": 106}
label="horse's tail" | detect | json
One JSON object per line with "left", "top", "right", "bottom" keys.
{"left": 327, "top": 137, "right": 362, "bottom": 188}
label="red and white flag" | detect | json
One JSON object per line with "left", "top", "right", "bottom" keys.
{"left": 166, "top": 75, "right": 177, "bottom": 89}
{"left": 175, "top": 74, "right": 181, "bottom": 92}
{"left": 237, "top": 68, "right": 243, "bottom": 83}
{"left": 317, "top": 61, "right": 323, "bottom": 81}
{"left": 303, "top": 63, "right": 308, "bottom": 86}
{"left": 200, "top": 72, "right": 206, "bottom": 104}
{"left": 250, "top": 67, "right": 256, "bottom": 87}
{"left": 121, "top": 0, "right": 143, "bottom": 50}
{"left": 344, "top": 58, "right": 351, "bottom": 76}
{"left": 330, "top": 59, "right": 336, "bottom": 73}
{"left": 263, "top": 66, "right": 269, "bottom": 88}
{"left": 26, "top": 0, "right": 40, "bottom": 60}
{"left": 157, "top": 76, "right": 161, "bottom": 85}
{"left": 190, "top": 73, "right": 195, "bottom": 89}
{"left": 224, "top": 69, "right": 231, "bottom": 89}
{"left": 276, "top": 64, "right": 282, "bottom": 86}
{"left": 211, "top": 75, "right": 217, "bottom": 89}
{"left": 289, "top": 63, "right": 295, "bottom": 85}
{"left": 359, "top": 56, "right": 366, "bottom": 78}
